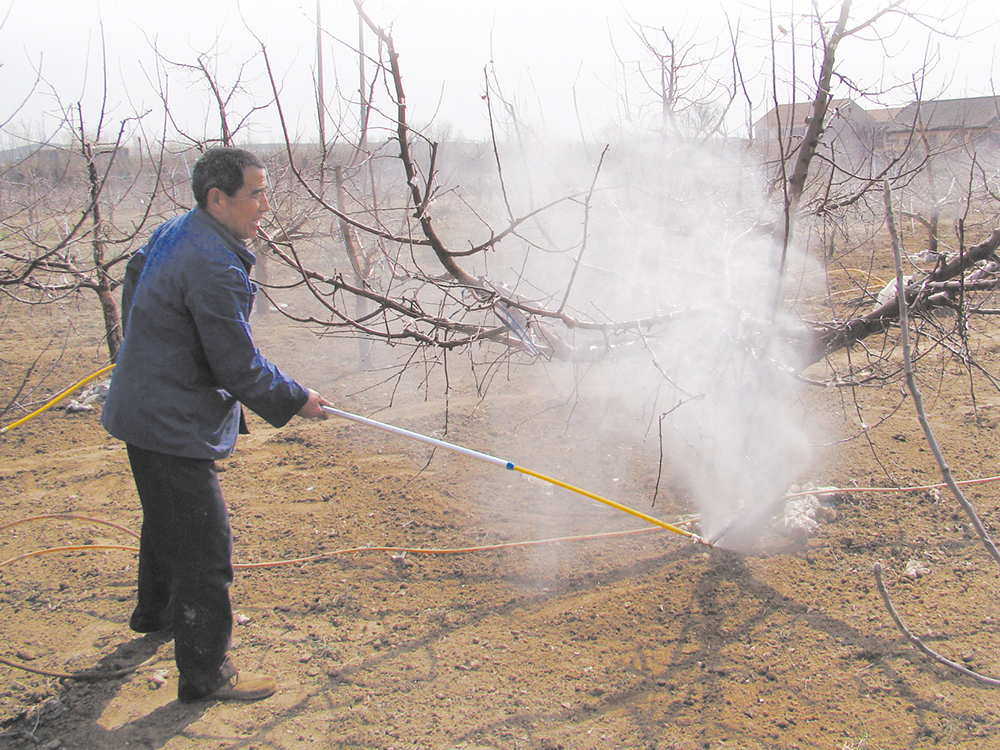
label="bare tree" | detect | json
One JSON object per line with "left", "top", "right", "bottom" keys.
{"left": 873, "top": 180, "right": 1000, "bottom": 687}
{"left": 0, "top": 82, "right": 163, "bottom": 363}
{"left": 252, "top": 2, "right": 667, "bottom": 371}
{"left": 614, "top": 13, "right": 739, "bottom": 140}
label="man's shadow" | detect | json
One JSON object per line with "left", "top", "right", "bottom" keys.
{"left": 10, "top": 629, "right": 211, "bottom": 750}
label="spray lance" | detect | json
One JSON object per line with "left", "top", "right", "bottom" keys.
{"left": 1, "top": 365, "right": 710, "bottom": 547}
{"left": 320, "top": 405, "right": 710, "bottom": 547}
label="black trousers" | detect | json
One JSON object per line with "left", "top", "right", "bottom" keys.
{"left": 126, "top": 444, "right": 237, "bottom": 700}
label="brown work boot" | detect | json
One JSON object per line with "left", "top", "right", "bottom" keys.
{"left": 207, "top": 671, "right": 278, "bottom": 702}
{"left": 179, "top": 668, "right": 277, "bottom": 703}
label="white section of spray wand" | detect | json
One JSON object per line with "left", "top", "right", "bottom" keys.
{"left": 322, "top": 405, "right": 510, "bottom": 468}
{"left": 321, "top": 405, "right": 710, "bottom": 546}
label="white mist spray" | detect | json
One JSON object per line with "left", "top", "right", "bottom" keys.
{"left": 475, "top": 133, "right": 820, "bottom": 552}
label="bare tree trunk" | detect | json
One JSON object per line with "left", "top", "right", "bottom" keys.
{"left": 783, "top": 0, "right": 852, "bottom": 240}
{"left": 254, "top": 248, "right": 269, "bottom": 317}
{"left": 315, "top": 0, "right": 327, "bottom": 192}
{"left": 79, "top": 105, "right": 122, "bottom": 362}
{"left": 335, "top": 164, "right": 371, "bottom": 370}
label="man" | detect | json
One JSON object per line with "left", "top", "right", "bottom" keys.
{"left": 102, "top": 147, "right": 330, "bottom": 703}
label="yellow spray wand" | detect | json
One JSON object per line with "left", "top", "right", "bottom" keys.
{"left": 321, "top": 405, "right": 711, "bottom": 547}
{"left": 0, "top": 365, "right": 709, "bottom": 546}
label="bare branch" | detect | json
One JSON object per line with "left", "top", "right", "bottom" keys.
{"left": 874, "top": 563, "right": 1000, "bottom": 687}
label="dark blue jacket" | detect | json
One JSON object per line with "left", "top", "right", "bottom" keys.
{"left": 102, "top": 207, "right": 308, "bottom": 460}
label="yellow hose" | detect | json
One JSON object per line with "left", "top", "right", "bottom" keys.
{"left": 1, "top": 363, "right": 115, "bottom": 434}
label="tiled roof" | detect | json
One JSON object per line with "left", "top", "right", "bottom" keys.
{"left": 754, "top": 98, "right": 864, "bottom": 129}
{"left": 885, "top": 96, "right": 1000, "bottom": 132}
{"left": 755, "top": 96, "right": 1000, "bottom": 134}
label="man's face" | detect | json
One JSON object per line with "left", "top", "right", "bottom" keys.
{"left": 208, "top": 166, "right": 270, "bottom": 240}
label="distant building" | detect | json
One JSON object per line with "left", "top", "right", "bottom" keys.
{"left": 882, "top": 95, "right": 1000, "bottom": 155}
{"left": 753, "top": 95, "right": 1000, "bottom": 169}
{"left": 752, "top": 98, "right": 878, "bottom": 171}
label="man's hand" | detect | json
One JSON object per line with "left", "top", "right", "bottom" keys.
{"left": 297, "top": 389, "right": 331, "bottom": 420}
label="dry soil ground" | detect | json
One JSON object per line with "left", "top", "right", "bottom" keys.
{"left": 1, "top": 277, "right": 999, "bottom": 750}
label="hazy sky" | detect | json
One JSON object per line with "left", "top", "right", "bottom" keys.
{"left": 2, "top": 0, "right": 997, "bottom": 143}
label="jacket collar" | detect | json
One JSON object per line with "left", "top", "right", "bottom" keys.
{"left": 193, "top": 205, "right": 257, "bottom": 272}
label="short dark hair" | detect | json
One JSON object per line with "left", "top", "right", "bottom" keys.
{"left": 191, "top": 147, "right": 266, "bottom": 208}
